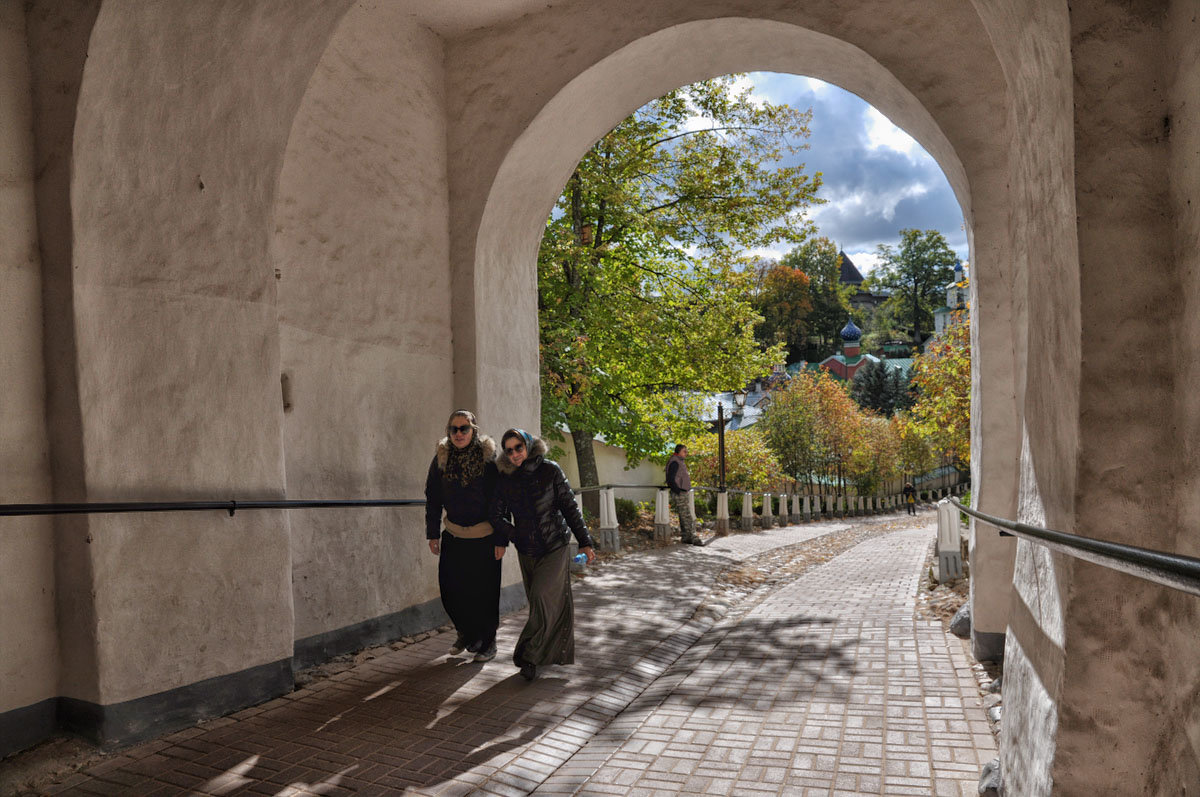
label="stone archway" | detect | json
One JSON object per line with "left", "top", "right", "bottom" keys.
{"left": 458, "top": 4, "right": 1021, "bottom": 678}
{"left": 25, "top": 5, "right": 1187, "bottom": 791}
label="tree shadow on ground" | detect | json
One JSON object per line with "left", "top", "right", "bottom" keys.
{"left": 662, "top": 613, "right": 858, "bottom": 708}
{"left": 122, "top": 660, "right": 560, "bottom": 795}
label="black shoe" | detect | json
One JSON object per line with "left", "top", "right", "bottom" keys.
{"left": 690, "top": 537, "right": 706, "bottom": 547}
{"left": 467, "top": 639, "right": 483, "bottom": 654}
{"left": 473, "top": 644, "right": 497, "bottom": 663}
{"left": 449, "top": 634, "right": 467, "bottom": 655}
{"left": 520, "top": 663, "right": 537, "bottom": 681}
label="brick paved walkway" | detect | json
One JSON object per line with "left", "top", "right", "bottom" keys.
{"left": 25, "top": 513, "right": 995, "bottom": 796}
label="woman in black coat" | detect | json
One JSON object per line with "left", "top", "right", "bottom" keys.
{"left": 491, "top": 428, "right": 595, "bottom": 680}
{"left": 424, "top": 410, "right": 501, "bottom": 662}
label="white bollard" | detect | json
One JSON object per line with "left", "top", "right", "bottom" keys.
{"left": 802, "top": 494, "right": 811, "bottom": 521}
{"left": 761, "top": 492, "right": 773, "bottom": 528}
{"left": 857, "top": 496, "right": 865, "bottom": 516}
{"left": 598, "top": 488, "right": 620, "bottom": 553}
{"left": 935, "top": 499, "right": 963, "bottom": 581}
{"left": 792, "top": 492, "right": 802, "bottom": 523}
{"left": 654, "top": 488, "right": 671, "bottom": 542}
{"left": 741, "top": 491, "right": 754, "bottom": 530}
{"left": 716, "top": 490, "right": 730, "bottom": 535}
{"left": 688, "top": 489, "right": 697, "bottom": 522}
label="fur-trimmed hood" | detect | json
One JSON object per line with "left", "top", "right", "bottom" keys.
{"left": 435, "top": 434, "right": 496, "bottom": 470}
{"left": 496, "top": 435, "right": 548, "bottom": 475}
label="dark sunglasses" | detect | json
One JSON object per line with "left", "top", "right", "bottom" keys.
{"left": 504, "top": 442, "right": 526, "bottom": 455}
{"left": 448, "top": 424, "right": 472, "bottom": 435}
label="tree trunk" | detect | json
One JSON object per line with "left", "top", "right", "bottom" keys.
{"left": 571, "top": 426, "right": 602, "bottom": 519}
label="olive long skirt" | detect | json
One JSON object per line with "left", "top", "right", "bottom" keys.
{"left": 439, "top": 531, "right": 501, "bottom": 650}
{"left": 513, "top": 545, "right": 575, "bottom": 668}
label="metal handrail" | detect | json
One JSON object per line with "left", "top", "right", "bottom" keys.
{"left": 572, "top": 483, "right": 666, "bottom": 494}
{"left": 0, "top": 498, "right": 424, "bottom": 518}
{"left": 949, "top": 498, "right": 1200, "bottom": 599}
{"left": 571, "top": 478, "right": 963, "bottom": 500}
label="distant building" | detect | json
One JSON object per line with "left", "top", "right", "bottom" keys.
{"left": 930, "top": 262, "right": 969, "bottom": 346}
{"left": 809, "top": 318, "right": 912, "bottom": 383}
{"left": 839, "top": 250, "right": 887, "bottom": 312}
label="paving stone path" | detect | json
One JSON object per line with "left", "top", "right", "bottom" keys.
{"left": 27, "top": 513, "right": 995, "bottom": 796}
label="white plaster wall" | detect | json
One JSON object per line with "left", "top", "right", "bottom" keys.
{"left": 957, "top": 1, "right": 1083, "bottom": 791}
{"left": 1159, "top": 1, "right": 1200, "bottom": 784}
{"left": 65, "top": 0, "right": 352, "bottom": 704}
{"left": 552, "top": 433, "right": 664, "bottom": 505}
{"left": 0, "top": 1, "right": 58, "bottom": 716}
{"left": 999, "top": 427, "right": 1065, "bottom": 794}
{"left": 271, "top": 2, "right": 519, "bottom": 641}
{"left": 1050, "top": 3, "right": 1183, "bottom": 791}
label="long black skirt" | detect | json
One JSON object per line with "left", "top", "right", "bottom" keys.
{"left": 513, "top": 545, "right": 575, "bottom": 667}
{"left": 439, "top": 531, "right": 501, "bottom": 650}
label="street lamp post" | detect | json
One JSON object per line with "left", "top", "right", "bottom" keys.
{"left": 716, "top": 402, "right": 729, "bottom": 535}
{"left": 715, "top": 389, "right": 748, "bottom": 537}
{"left": 717, "top": 403, "right": 726, "bottom": 492}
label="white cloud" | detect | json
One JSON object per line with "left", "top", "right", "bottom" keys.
{"left": 864, "top": 106, "right": 919, "bottom": 158}
{"left": 846, "top": 250, "right": 884, "bottom": 273}
{"left": 803, "top": 76, "right": 831, "bottom": 94}
{"left": 814, "top": 181, "right": 934, "bottom": 225}
{"left": 729, "top": 74, "right": 769, "bottom": 107}
{"left": 746, "top": 245, "right": 788, "bottom": 262}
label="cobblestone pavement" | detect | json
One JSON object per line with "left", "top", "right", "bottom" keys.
{"left": 24, "top": 511, "right": 995, "bottom": 796}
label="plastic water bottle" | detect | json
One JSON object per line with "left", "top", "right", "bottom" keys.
{"left": 572, "top": 553, "right": 588, "bottom": 564}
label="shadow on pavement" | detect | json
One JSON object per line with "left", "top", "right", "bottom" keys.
{"left": 188, "top": 660, "right": 557, "bottom": 794}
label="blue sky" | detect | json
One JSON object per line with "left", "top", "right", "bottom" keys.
{"left": 741, "top": 72, "right": 967, "bottom": 273}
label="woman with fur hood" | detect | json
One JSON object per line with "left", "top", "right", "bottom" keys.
{"left": 424, "top": 410, "right": 501, "bottom": 663}
{"left": 491, "top": 429, "right": 595, "bottom": 681}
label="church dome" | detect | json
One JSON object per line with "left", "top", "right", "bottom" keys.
{"left": 840, "top": 319, "right": 862, "bottom": 342}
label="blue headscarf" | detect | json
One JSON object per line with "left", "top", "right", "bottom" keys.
{"left": 503, "top": 428, "right": 534, "bottom": 452}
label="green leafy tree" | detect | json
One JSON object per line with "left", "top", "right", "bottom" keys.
{"left": 752, "top": 261, "right": 813, "bottom": 359}
{"left": 849, "top": 415, "right": 899, "bottom": 495}
{"left": 869, "top": 228, "right": 959, "bottom": 346}
{"left": 858, "top": 300, "right": 909, "bottom": 354}
{"left": 761, "top": 368, "right": 909, "bottom": 497}
{"left": 779, "top": 236, "right": 853, "bottom": 361}
{"left": 757, "top": 371, "right": 825, "bottom": 486}
{"left": 759, "top": 369, "right": 859, "bottom": 491}
{"left": 850, "top": 360, "right": 911, "bottom": 416}
{"left": 538, "top": 76, "right": 823, "bottom": 510}
{"left": 896, "top": 414, "right": 937, "bottom": 483}
{"left": 908, "top": 316, "right": 971, "bottom": 469}
{"left": 680, "top": 426, "right": 784, "bottom": 492}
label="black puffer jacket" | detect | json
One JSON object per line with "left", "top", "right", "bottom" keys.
{"left": 491, "top": 436, "right": 594, "bottom": 557}
{"left": 424, "top": 435, "right": 499, "bottom": 539}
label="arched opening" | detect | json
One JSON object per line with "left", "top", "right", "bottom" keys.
{"left": 471, "top": 19, "right": 976, "bottom": 433}
{"left": 467, "top": 11, "right": 1018, "bottom": 661}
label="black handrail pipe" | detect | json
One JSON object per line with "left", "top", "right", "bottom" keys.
{"left": 0, "top": 498, "right": 424, "bottom": 518}
{"left": 949, "top": 497, "right": 1200, "bottom": 599}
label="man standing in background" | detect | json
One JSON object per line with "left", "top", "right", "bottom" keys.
{"left": 666, "top": 445, "right": 702, "bottom": 546}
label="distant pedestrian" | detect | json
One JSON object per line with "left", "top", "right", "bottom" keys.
{"left": 904, "top": 482, "right": 917, "bottom": 515}
{"left": 424, "top": 410, "right": 501, "bottom": 663}
{"left": 491, "top": 429, "right": 596, "bottom": 681}
{"left": 666, "top": 444, "right": 702, "bottom": 546}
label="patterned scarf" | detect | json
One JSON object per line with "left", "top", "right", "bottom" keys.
{"left": 443, "top": 437, "right": 486, "bottom": 487}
